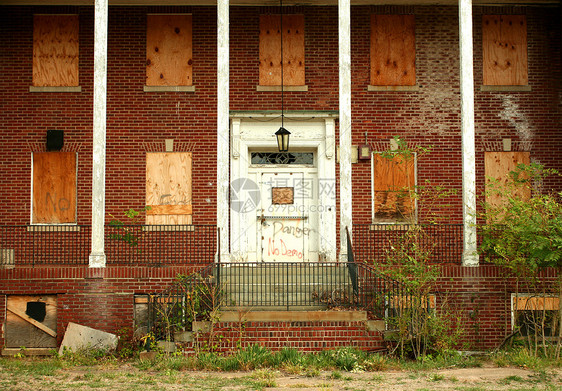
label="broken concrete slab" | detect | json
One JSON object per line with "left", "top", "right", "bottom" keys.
{"left": 157, "top": 341, "right": 177, "bottom": 353}
{"left": 59, "top": 322, "right": 118, "bottom": 355}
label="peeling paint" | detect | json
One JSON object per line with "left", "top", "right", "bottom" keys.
{"left": 499, "top": 95, "right": 534, "bottom": 150}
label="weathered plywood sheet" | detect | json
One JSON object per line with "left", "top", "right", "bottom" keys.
{"left": 514, "top": 296, "right": 559, "bottom": 311}
{"left": 272, "top": 187, "right": 294, "bottom": 204}
{"left": 482, "top": 15, "right": 527, "bottom": 86}
{"left": 33, "top": 14, "right": 79, "bottom": 87}
{"left": 5, "top": 296, "right": 57, "bottom": 348}
{"left": 485, "top": 151, "right": 530, "bottom": 214}
{"left": 146, "top": 152, "right": 192, "bottom": 225}
{"left": 373, "top": 153, "right": 415, "bottom": 222}
{"left": 32, "top": 152, "right": 77, "bottom": 224}
{"left": 370, "top": 14, "right": 416, "bottom": 86}
{"left": 146, "top": 14, "right": 192, "bottom": 86}
{"left": 259, "top": 14, "right": 305, "bottom": 86}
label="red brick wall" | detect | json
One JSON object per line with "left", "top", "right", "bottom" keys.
{"left": 1, "top": 265, "right": 558, "bottom": 351}
{"left": 1, "top": 5, "right": 560, "bottom": 226}
{"left": 196, "top": 321, "right": 386, "bottom": 353}
{"left": 1, "top": 5, "right": 561, "bottom": 352}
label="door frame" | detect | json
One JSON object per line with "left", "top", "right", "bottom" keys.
{"left": 230, "top": 114, "right": 337, "bottom": 262}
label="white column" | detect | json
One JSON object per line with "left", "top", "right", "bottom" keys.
{"left": 89, "top": 0, "right": 108, "bottom": 268}
{"left": 338, "top": 0, "right": 352, "bottom": 261}
{"left": 459, "top": 0, "right": 479, "bottom": 266}
{"left": 217, "top": 0, "right": 230, "bottom": 262}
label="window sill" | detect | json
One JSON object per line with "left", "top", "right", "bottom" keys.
{"left": 144, "top": 86, "right": 195, "bottom": 92}
{"left": 27, "top": 225, "right": 80, "bottom": 232}
{"left": 480, "top": 85, "right": 531, "bottom": 92}
{"left": 256, "top": 85, "right": 308, "bottom": 92}
{"left": 368, "top": 85, "right": 420, "bottom": 92}
{"left": 29, "top": 86, "right": 82, "bottom": 93}
{"left": 142, "top": 225, "right": 195, "bottom": 232}
{"left": 369, "top": 223, "right": 416, "bottom": 230}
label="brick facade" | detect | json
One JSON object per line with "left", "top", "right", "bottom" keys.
{"left": 1, "top": 4, "right": 561, "bottom": 352}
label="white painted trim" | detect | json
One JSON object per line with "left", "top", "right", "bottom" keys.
{"left": 338, "top": 0, "right": 352, "bottom": 261}
{"left": 367, "top": 85, "right": 420, "bottom": 92}
{"left": 459, "top": 0, "right": 479, "bottom": 266}
{"left": 90, "top": 0, "right": 108, "bottom": 268}
{"left": 217, "top": 0, "right": 230, "bottom": 263}
{"left": 480, "top": 85, "right": 531, "bottom": 92}
{"left": 143, "top": 86, "right": 195, "bottom": 92}
{"left": 29, "top": 86, "right": 82, "bottom": 93}
{"left": 230, "top": 117, "right": 337, "bottom": 262}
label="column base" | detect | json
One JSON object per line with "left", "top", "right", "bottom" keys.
{"left": 89, "top": 253, "right": 106, "bottom": 268}
{"left": 462, "top": 252, "right": 479, "bottom": 267}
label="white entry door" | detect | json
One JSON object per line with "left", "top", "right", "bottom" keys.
{"left": 258, "top": 171, "right": 316, "bottom": 262}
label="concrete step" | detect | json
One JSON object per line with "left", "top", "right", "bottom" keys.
{"left": 222, "top": 282, "right": 354, "bottom": 294}
{"left": 217, "top": 265, "right": 352, "bottom": 279}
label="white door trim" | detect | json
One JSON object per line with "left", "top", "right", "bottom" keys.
{"left": 230, "top": 117, "right": 337, "bottom": 262}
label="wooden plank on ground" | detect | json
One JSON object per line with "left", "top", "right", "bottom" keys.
{"left": 370, "top": 14, "right": 416, "bottom": 86}
{"left": 146, "top": 14, "right": 192, "bottom": 86}
{"left": 482, "top": 15, "right": 527, "bottom": 86}
{"left": 32, "top": 152, "right": 77, "bottom": 224}
{"left": 33, "top": 14, "right": 79, "bottom": 87}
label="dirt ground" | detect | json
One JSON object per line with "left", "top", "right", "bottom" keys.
{"left": 1, "top": 361, "right": 561, "bottom": 391}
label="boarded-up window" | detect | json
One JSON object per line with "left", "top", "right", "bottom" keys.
{"left": 33, "top": 14, "right": 79, "bottom": 87}
{"left": 32, "top": 152, "right": 77, "bottom": 224}
{"left": 373, "top": 153, "right": 415, "bottom": 223}
{"left": 146, "top": 14, "right": 193, "bottom": 86}
{"left": 512, "top": 295, "right": 559, "bottom": 337}
{"left": 370, "top": 14, "right": 416, "bottom": 86}
{"left": 5, "top": 296, "right": 57, "bottom": 348}
{"left": 146, "top": 152, "right": 192, "bottom": 224}
{"left": 484, "top": 152, "right": 530, "bottom": 216}
{"left": 259, "top": 14, "right": 305, "bottom": 86}
{"left": 482, "top": 15, "right": 528, "bottom": 86}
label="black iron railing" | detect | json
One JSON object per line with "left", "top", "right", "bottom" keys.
{"left": 148, "top": 263, "right": 217, "bottom": 339}
{"left": 0, "top": 225, "right": 91, "bottom": 266}
{"left": 105, "top": 224, "right": 217, "bottom": 265}
{"left": 353, "top": 223, "right": 463, "bottom": 264}
{"left": 217, "top": 262, "right": 356, "bottom": 310}
{"left": 0, "top": 224, "right": 217, "bottom": 266}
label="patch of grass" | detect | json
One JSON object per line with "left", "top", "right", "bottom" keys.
{"left": 330, "top": 370, "right": 343, "bottom": 379}
{"left": 246, "top": 369, "right": 278, "bottom": 388}
{"left": 498, "top": 375, "right": 524, "bottom": 385}
{"left": 491, "top": 348, "right": 552, "bottom": 371}
{"left": 427, "top": 373, "right": 445, "bottom": 382}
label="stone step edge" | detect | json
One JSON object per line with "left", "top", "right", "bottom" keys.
{"left": 219, "top": 310, "right": 369, "bottom": 322}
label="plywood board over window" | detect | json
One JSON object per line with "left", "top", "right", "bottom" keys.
{"left": 32, "top": 152, "right": 77, "bottom": 224}
{"left": 146, "top": 14, "right": 193, "bottom": 86}
{"left": 372, "top": 153, "right": 415, "bottom": 223}
{"left": 259, "top": 14, "right": 305, "bottom": 86}
{"left": 5, "top": 295, "right": 57, "bottom": 348}
{"left": 371, "top": 14, "right": 416, "bottom": 86}
{"left": 146, "top": 152, "right": 192, "bottom": 224}
{"left": 33, "top": 14, "right": 79, "bottom": 87}
{"left": 484, "top": 151, "right": 530, "bottom": 216}
{"left": 482, "top": 15, "right": 528, "bottom": 86}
